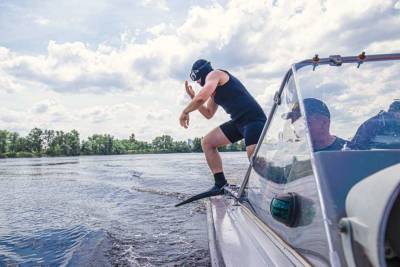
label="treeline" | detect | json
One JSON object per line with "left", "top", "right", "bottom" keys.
{"left": 0, "top": 128, "right": 245, "bottom": 158}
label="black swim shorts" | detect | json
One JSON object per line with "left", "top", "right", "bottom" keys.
{"left": 220, "top": 119, "right": 266, "bottom": 146}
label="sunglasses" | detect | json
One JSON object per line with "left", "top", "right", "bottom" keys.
{"left": 189, "top": 61, "right": 210, "bottom": 81}
{"left": 190, "top": 70, "right": 200, "bottom": 81}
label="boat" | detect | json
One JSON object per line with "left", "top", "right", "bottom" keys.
{"left": 207, "top": 53, "right": 400, "bottom": 267}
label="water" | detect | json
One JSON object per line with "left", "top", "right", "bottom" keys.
{"left": 0, "top": 152, "right": 249, "bottom": 266}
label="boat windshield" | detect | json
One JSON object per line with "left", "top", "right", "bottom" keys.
{"left": 295, "top": 59, "right": 400, "bottom": 152}
{"left": 244, "top": 56, "right": 399, "bottom": 265}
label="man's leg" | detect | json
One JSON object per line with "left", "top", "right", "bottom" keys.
{"left": 201, "top": 127, "right": 231, "bottom": 175}
{"left": 202, "top": 121, "right": 243, "bottom": 190}
{"left": 246, "top": 144, "right": 256, "bottom": 159}
{"left": 243, "top": 119, "right": 266, "bottom": 159}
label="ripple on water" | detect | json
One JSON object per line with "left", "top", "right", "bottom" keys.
{"left": 0, "top": 226, "right": 110, "bottom": 266}
{"left": 0, "top": 153, "right": 249, "bottom": 266}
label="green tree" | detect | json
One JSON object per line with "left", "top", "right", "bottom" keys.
{"left": 16, "top": 136, "right": 31, "bottom": 152}
{"left": 27, "top": 128, "right": 43, "bottom": 154}
{"left": 43, "top": 129, "right": 55, "bottom": 155}
{"left": 0, "top": 127, "right": 241, "bottom": 157}
{"left": 129, "top": 133, "right": 136, "bottom": 142}
{"left": 173, "top": 141, "right": 191, "bottom": 153}
{"left": 135, "top": 140, "right": 151, "bottom": 153}
{"left": 85, "top": 134, "right": 114, "bottom": 155}
{"left": 112, "top": 140, "right": 127, "bottom": 154}
{"left": 8, "top": 132, "right": 19, "bottom": 153}
{"left": 45, "top": 130, "right": 65, "bottom": 156}
{"left": 152, "top": 135, "right": 173, "bottom": 152}
{"left": 65, "top": 130, "right": 80, "bottom": 156}
{"left": 239, "top": 140, "right": 246, "bottom": 151}
{"left": 227, "top": 142, "right": 242, "bottom": 151}
{"left": 0, "top": 130, "right": 8, "bottom": 154}
{"left": 81, "top": 140, "right": 92, "bottom": 155}
{"left": 191, "top": 137, "right": 203, "bottom": 152}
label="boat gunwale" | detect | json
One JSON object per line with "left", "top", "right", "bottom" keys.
{"left": 207, "top": 197, "right": 313, "bottom": 267}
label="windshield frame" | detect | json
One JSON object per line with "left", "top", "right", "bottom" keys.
{"left": 236, "top": 53, "right": 400, "bottom": 201}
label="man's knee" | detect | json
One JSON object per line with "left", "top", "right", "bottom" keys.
{"left": 201, "top": 134, "right": 221, "bottom": 151}
{"left": 202, "top": 135, "right": 219, "bottom": 151}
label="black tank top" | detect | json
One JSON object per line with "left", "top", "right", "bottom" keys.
{"left": 213, "top": 70, "right": 266, "bottom": 124}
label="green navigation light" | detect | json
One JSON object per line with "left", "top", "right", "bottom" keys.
{"left": 270, "top": 192, "right": 298, "bottom": 227}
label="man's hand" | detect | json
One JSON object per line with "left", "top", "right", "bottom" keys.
{"left": 185, "top": 80, "right": 195, "bottom": 99}
{"left": 179, "top": 112, "right": 190, "bottom": 128}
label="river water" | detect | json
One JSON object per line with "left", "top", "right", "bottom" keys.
{"left": 0, "top": 152, "right": 249, "bottom": 266}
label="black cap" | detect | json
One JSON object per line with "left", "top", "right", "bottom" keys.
{"left": 389, "top": 100, "right": 400, "bottom": 112}
{"left": 303, "top": 98, "right": 330, "bottom": 118}
{"left": 190, "top": 59, "right": 209, "bottom": 80}
{"left": 192, "top": 59, "right": 208, "bottom": 71}
{"left": 190, "top": 59, "right": 213, "bottom": 86}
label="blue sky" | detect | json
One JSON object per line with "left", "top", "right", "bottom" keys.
{"left": 0, "top": 0, "right": 399, "bottom": 141}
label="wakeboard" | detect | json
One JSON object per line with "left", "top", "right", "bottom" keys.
{"left": 175, "top": 185, "right": 227, "bottom": 207}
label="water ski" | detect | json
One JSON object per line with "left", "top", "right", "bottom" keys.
{"left": 175, "top": 185, "right": 226, "bottom": 207}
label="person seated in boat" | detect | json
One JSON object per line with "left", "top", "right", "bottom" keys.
{"left": 179, "top": 59, "right": 267, "bottom": 194}
{"left": 350, "top": 100, "right": 400, "bottom": 150}
{"left": 303, "top": 98, "right": 349, "bottom": 152}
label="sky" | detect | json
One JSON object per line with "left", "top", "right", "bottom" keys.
{"left": 0, "top": 0, "right": 399, "bottom": 142}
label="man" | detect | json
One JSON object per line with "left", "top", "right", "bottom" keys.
{"left": 351, "top": 100, "right": 400, "bottom": 149}
{"left": 179, "top": 59, "right": 266, "bottom": 194}
{"left": 302, "top": 98, "right": 348, "bottom": 152}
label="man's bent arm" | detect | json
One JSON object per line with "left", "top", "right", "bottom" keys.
{"left": 198, "top": 98, "right": 218, "bottom": 119}
{"left": 183, "top": 97, "right": 207, "bottom": 114}
{"left": 183, "top": 74, "right": 219, "bottom": 115}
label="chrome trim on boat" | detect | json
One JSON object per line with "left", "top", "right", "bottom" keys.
{"left": 207, "top": 200, "right": 225, "bottom": 267}
{"left": 293, "top": 53, "right": 400, "bottom": 71}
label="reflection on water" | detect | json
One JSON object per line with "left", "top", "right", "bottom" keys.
{"left": 0, "top": 153, "right": 248, "bottom": 266}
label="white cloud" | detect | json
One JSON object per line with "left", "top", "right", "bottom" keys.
{"left": 147, "top": 23, "right": 168, "bottom": 36}
{"left": 1, "top": 41, "right": 136, "bottom": 93}
{"left": 0, "top": 0, "right": 399, "bottom": 141}
{"left": 33, "top": 16, "right": 50, "bottom": 26}
{"left": 33, "top": 100, "right": 52, "bottom": 114}
{"left": 0, "top": 109, "right": 24, "bottom": 123}
{"left": 80, "top": 103, "right": 139, "bottom": 123}
{"left": 30, "top": 99, "right": 72, "bottom": 123}
{"left": 395, "top": 1, "right": 400, "bottom": 10}
{"left": 366, "top": 39, "right": 400, "bottom": 53}
{"left": 146, "top": 108, "right": 172, "bottom": 121}
{"left": 30, "top": 99, "right": 76, "bottom": 125}
{"left": 0, "top": 72, "right": 23, "bottom": 93}
{"left": 0, "top": 47, "right": 10, "bottom": 59}
{"left": 141, "top": 0, "right": 169, "bottom": 11}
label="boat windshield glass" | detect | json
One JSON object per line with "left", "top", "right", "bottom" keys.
{"left": 290, "top": 58, "right": 400, "bottom": 265}
{"left": 295, "top": 59, "right": 400, "bottom": 152}
{"left": 245, "top": 57, "right": 399, "bottom": 265}
{"left": 247, "top": 74, "right": 330, "bottom": 265}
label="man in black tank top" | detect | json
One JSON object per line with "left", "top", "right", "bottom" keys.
{"left": 179, "top": 59, "right": 266, "bottom": 194}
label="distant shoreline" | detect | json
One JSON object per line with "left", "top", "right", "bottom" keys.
{"left": 0, "top": 128, "right": 246, "bottom": 159}
{"left": 0, "top": 150, "right": 245, "bottom": 159}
